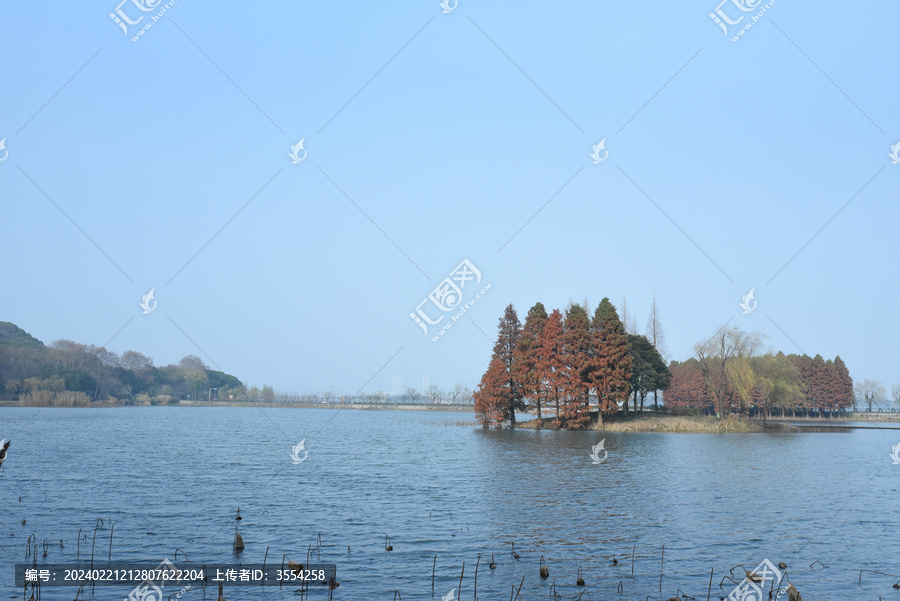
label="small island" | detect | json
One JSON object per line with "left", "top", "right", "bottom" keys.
{"left": 472, "top": 298, "right": 869, "bottom": 431}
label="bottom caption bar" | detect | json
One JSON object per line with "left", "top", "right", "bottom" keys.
{"left": 15, "top": 562, "right": 337, "bottom": 587}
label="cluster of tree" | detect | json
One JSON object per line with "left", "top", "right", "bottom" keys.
{"left": 665, "top": 326, "right": 854, "bottom": 418}
{"left": 382, "top": 385, "right": 475, "bottom": 405}
{"left": 474, "top": 299, "right": 669, "bottom": 429}
{"left": 0, "top": 322, "right": 243, "bottom": 404}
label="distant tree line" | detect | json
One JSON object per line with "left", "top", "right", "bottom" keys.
{"left": 253, "top": 387, "right": 475, "bottom": 405}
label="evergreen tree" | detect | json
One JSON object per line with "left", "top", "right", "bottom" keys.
{"left": 536, "top": 309, "right": 565, "bottom": 425}
{"left": 832, "top": 356, "right": 853, "bottom": 413}
{"left": 491, "top": 304, "right": 523, "bottom": 425}
{"left": 664, "top": 359, "right": 713, "bottom": 411}
{"left": 627, "top": 334, "right": 670, "bottom": 413}
{"left": 790, "top": 354, "right": 814, "bottom": 416}
{"left": 561, "top": 304, "right": 592, "bottom": 428}
{"left": 810, "top": 354, "right": 827, "bottom": 415}
{"left": 473, "top": 358, "right": 507, "bottom": 428}
{"left": 591, "top": 298, "right": 632, "bottom": 424}
{"left": 512, "top": 302, "right": 548, "bottom": 421}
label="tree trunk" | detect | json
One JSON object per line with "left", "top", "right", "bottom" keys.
{"left": 653, "top": 389, "right": 659, "bottom": 412}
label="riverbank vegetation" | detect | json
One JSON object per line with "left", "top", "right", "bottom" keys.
{"left": 473, "top": 299, "right": 885, "bottom": 429}
{"left": 518, "top": 412, "right": 768, "bottom": 432}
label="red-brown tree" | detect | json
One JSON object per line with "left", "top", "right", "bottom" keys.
{"left": 536, "top": 309, "right": 565, "bottom": 425}
{"left": 590, "top": 298, "right": 632, "bottom": 424}
{"left": 512, "top": 302, "right": 548, "bottom": 421}
{"left": 474, "top": 357, "right": 508, "bottom": 428}
{"left": 664, "top": 360, "right": 713, "bottom": 411}
{"left": 560, "top": 304, "right": 592, "bottom": 428}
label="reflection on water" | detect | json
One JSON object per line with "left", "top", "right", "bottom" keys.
{"left": 1, "top": 407, "right": 899, "bottom": 599}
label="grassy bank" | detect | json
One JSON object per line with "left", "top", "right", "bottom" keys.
{"left": 517, "top": 413, "right": 781, "bottom": 432}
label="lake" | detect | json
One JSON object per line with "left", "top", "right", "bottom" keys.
{"left": 1, "top": 407, "right": 899, "bottom": 600}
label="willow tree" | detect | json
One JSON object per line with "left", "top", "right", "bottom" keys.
{"left": 750, "top": 353, "right": 804, "bottom": 422}
{"left": 694, "top": 326, "right": 762, "bottom": 418}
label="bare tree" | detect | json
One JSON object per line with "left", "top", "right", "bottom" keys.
{"left": 426, "top": 384, "right": 444, "bottom": 404}
{"left": 402, "top": 386, "right": 420, "bottom": 404}
{"left": 645, "top": 295, "right": 668, "bottom": 410}
{"left": 121, "top": 350, "right": 154, "bottom": 372}
{"left": 621, "top": 297, "right": 638, "bottom": 335}
{"left": 855, "top": 379, "right": 886, "bottom": 412}
{"left": 645, "top": 295, "right": 667, "bottom": 360}
{"left": 892, "top": 384, "right": 900, "bottom": 411}
{"left": 695, "top": 325, "right": 763, "bottom": 418}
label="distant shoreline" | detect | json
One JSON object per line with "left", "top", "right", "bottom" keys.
{"left": 0, "top": 400, "right": 476, "bottom": 412}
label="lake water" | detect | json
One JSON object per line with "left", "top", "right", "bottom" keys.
{"left": 1, "top": 407, "right": 899, "bottom": 600}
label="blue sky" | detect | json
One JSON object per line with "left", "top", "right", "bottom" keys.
{"left": 1, "top": 1, "right": 897, "bottom": 395}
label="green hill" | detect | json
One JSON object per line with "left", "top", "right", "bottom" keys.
{"left": 0, "top": 322, "right": 45, "bottom": 350}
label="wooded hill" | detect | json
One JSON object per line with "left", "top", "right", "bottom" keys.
{"left": 0, "top": 322, "right": 242, "bottom": 405}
